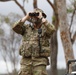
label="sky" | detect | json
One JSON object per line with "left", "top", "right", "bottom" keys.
{"left": 0, "top": 0, "right": 76, "bottom": 74}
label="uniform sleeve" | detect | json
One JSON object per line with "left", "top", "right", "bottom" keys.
{"left": 12, "top": 20, "right": 25, "bottom": 35}
{"left": 44, "top": 21, "right": 56, "bottom": 38}
{"left": 44, "top": 20, "right": 56, "bottom": 37}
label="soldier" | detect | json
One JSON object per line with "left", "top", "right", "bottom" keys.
{"left": 12, "top": 8, "right": 56, "bottom": 75}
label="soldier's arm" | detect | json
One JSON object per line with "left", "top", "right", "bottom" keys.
{"left": 12, "top": 20, "right": 25, "bottom": 35}
{"left": 12, "top": 13, "right": 30, "bottom": 35}
{"left": 42, "top": 18, "right": 56, "bottom": 35}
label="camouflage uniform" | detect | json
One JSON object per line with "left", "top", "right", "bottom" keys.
{"left": 12, "top": 19, "right": 55, "bottom": 75}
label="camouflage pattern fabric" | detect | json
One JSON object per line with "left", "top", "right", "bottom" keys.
{"left": 18, "top": 57, "right": 48, "bottom": 75}
{"left": 12, "top": 19, "right": 55, "bottom": 75}
{"left": 13, "top": 20, "right": 55, "bottom": 57}
{"left": 12, "top": 20, "right": 24, "bottom": 35}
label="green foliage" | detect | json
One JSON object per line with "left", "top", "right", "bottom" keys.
{"left": 69, "top": 0, "right": 76, "bottom": 4}
{"left": 52, "top": 15, "right": 56, "bottom": 22}
{"left": 26, "top": 0, "right": 29, "bottom": 2}
{"left": 0, "top": 28, "right": 4, "bottom": 35}
{"left": 4, "top": 17, "right": 10, "bottom": 23}
{"left": 67, "top": 8, "right": 74, "bottom": 13}
{"left": 24, "top": 0, "right": 29, "bottom": 3}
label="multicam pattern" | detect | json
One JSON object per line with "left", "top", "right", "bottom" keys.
{"left": 16, "top": 21, "right": 55, "bottom": 57}
{"left": 12, "top": 20, "right": 56, "bottom": 57}
{"left": 12, "top": 20, "right": 55, "bottom": 75}
{"left": 18, "top": 57, "right": 48, "bottom": 75}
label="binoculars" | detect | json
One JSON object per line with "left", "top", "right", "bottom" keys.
{"left": 29, "top": 12, "right": 47, "bottom": 18}
{"left": 29, "top": 12, "right": 39, "bottom": 17}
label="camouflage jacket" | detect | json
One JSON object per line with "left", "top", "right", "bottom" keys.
{"left": 12, "top": 20, "right": 55, "bottom": 57}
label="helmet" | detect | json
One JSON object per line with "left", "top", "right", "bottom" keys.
{"left": 34, "top": 8, "right": 47, "bottom": 18}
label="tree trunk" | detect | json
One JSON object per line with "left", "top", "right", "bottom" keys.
{"left": 50, "top": 1, "right": 59, "bottom": 75}
{"left": 55, "top": 0, "right": 74, "bottom": 72}
{"left": 50, "top": 31, "right": 58, "bottom": 75}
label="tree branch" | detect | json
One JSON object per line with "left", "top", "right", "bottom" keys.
{"left": 47, "top": 0, "right": 55, "bottom": 12}
{"left": 70, "top": 1, "right": 76, "bottom": 30}
{"left": 0, "top": 0, "right": 13, "bottom": 2}
{"left": 14, "top": 0, "right": 26, "bottom": 15}
{"left": 0, "top": 0, "right": 27, "bottom": 15}
{"left": 33, "top": 0, "right": 38, "bottom": 8}
{"left": 69, "top": 1, "right": 76, "bottom": 44}
{"left": 70, "top": 8, "right": 76, "bottom": 29}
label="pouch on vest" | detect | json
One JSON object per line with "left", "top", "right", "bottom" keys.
{"left": 40, "top": 46, "right": 51, "bottom": 57}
